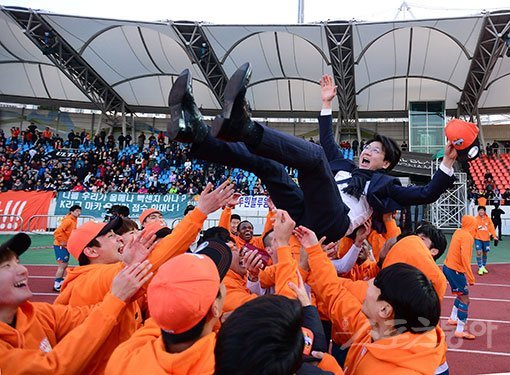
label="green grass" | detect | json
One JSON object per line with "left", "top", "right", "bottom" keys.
{"left": 1, "top": 232, "right": 508, "bottom": 266}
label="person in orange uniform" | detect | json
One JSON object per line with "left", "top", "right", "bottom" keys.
{"left": 295, "top": 225, "right": 446, "bottom": 375}
{"left": 223, "top": 209, "right": 299, "bottom": 313}
{"left": 53, "top": 204, "right": 81, "bottom": 292}
{"left": 0, "top": 233, "right": 153, "bottom": 375}
{"left": 474, "top": 206, "right": 497, "bottom": 275}
{"left": 54, "top": 181, "right": 235, "bottom": 374}
{"left": 106, "top": 251, "right": 229, "bottom": 375}
{"left": 443, "top": 215, "right": 477, "bottom": 340}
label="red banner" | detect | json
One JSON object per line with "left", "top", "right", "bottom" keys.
{"left": 0, "top": 191, "right": 54, "bottom": 231}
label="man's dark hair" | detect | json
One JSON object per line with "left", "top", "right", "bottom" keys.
{"left": 374, "top": 263, "right": 440, "bottom": 334}
{"left": 231, "top": 214, "right": 241, "bottom": 221}
{"left": 414, "top": 222, "right": 447, "bottom": 261}
{"left": 199, "top": 226, "right": 232, "bottom": 245}
{"left": 215, "top": 295, "right": 304, "bottom": 375}
{"left": 161, "top": 316, "right": 207, "bottom": 348}
{"left": 78, "top": 238, "right": 101, "bottom": 266}
{"left": 237, "top": 220, "right": 253, "bottom": 229}
{"left": 69, "top": 204, "right": 82, "bottom": 212}
{"left": 478, "top": 206, "right": 486, "bottom": 212}
{"left": 184, "top": 205, "right": 195, "bottom": 216}
{"left": 262, "top": 229, "right": 274, "bottom": 248}
{"left": 366, "top": 134, "right": 401, "bottom": 171}
{"left": 114, "top": 218, "right": 139, "bottom": 236}
{"left": 0, "top": 249, "right": 16, "bottom": 265}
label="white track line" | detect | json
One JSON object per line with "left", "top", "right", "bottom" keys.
{"left": 33, "top": 292, "right": 58, "bottom": 296}
{"left": 444, "top": 296, "right": 510, "bottom": 303}
{"left": 29, "top": 275, "right": 53, "bottom": 279}
{"left": 475, "top": 282, "right": 510, "bottom": 288}
{"left": 440, "top": 316, "right": 510, "bottom": 324}
{"left": 448, "top": 348, "right": 510, "bottom": 357}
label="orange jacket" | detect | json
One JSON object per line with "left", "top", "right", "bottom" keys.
{"left": 105, "top": 318, "right": 215, "bottom": 375}
{"left": 445, "top": 216, "right": 476, "bottom": 284}
{"left": 342, "top": 260, "right": 379, "bottom": 282}
{"left": 318, "top": 353, "right": 344, "bottom": 374}
{"left": 382, "top": 235, "right": 447, "bottom": 301}
{"left": 223, "top": 270, "right": 257, "bottom": 313}
{"left": 54, "top": 208, "right": 207, "bottom": 373}
{"left": 474, "top": 214, "right": 496, "bottom": 242}
{"left": 305, "top": 243, "right": 445, "bottom": 375}
{"left": 53, "top": 214, "right": 78, "bottom": 246}
{"left": 0, "top": 293, "right": 125, "bottom": 375}
{"left": 219, "top": 207, "right": 274, "bottom": 249}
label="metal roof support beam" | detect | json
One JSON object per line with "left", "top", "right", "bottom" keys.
{"left": 3, "top": 8, "right": 129, "bottom": 120}
{"left": 458, "top": 12, "right": 510, "bottom": 119}
{"left": 172, "top": 22, "right": 229, "bottom": 104}
{"left": 324, "top": 22, "right": 359, "bottom": 143}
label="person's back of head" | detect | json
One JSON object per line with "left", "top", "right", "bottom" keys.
{"left": 374, "top": 263, "right": 440, "bottom": 334}
{"left": 215, "top": 295, "right": 304, "bottom": 375}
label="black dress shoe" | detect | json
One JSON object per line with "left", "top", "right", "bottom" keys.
{"left": 167, "top": 69, "right": 208, "bottom": 143}
{"left": 211, "top": 63, "right": 260, "bottom": 144}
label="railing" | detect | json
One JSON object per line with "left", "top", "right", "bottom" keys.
{"left": 25, "top": 215, "right": 96, "bottom": 233}
{"left": 0, "top": 214, "right": 24, "bottom": 231}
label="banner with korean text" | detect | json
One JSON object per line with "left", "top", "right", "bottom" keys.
{"left": 55, "top": 192, "right": 191, "bottom": 220}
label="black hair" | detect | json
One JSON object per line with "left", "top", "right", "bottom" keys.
{"left": 478, "top": 206, "right": 486, "bottom": 212}
{"left": 374, "top": 263, "right": 440, "bottom": 334}
{"left": 366, "top": 134, "right": 401, "bottom": 171}
{"left": 237, "top": 220, "right": 253, "bottom": 230}
{"left": 231, "top": 214, "right": 241, "bottom": 221}
{"left": 414, "top": 222, "right": 447, "bottom": 261}
{"left": 114, "top": 218, "right": 139, "bottom": 236}
{"left": 215, "top": 295, "right": 304, "bottom": 375}
{"left": 184, "top": 204, "right": 195, "bottom": 216}
{"left": 69, "top": 204, "right": 82, "bottom": 212}
{"left": 0, "top": 249, "right": 16, "bottom": 265}
{"left": 161, "top": 316, "right": 207, "bottom": 348}
{"left": 78, "top": 237, "right": 101, "bottom": 266}
{"left": 199, "top": 226, "right": 233, "bottom": 245}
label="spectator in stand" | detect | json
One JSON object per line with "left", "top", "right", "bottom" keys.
{"left": 486, "top": 142, "right": 493, "bottom": 158}
{"left": 352, "top": 138, "right": 359, "bottom": 156}
{"left": 503, "top": 188, "right": 510, "bottom": 203}
{"left": 491, "top": 140, "right": 499, "bottom": 156}
{"left": 491, "top": 202, "right": 504, "bottom": 243}
{"left": 42, "top": 127, "right": 53, "bottom": 145}
{"left": 137, "top": 132, "right": 146, "bottom": 149}
{"left": 504, "top": 141, "right": 510, "bottom": 154}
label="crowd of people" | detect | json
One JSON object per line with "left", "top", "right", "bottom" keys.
{"left": 0, "top": 123, "right": 269, "bottom": 195}
{"left": 0, "top": 67, "right": 503, "bottom": 375}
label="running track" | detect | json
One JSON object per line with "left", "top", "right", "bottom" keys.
{"left": 25, "top": 263, "right": 510, "bottom": 375}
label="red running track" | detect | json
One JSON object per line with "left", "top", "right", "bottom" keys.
{"left": 25, "top": 263, "right": 510, "bottom": 375}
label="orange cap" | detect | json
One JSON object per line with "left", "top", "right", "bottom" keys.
{"left": 147, "top": 253, "right": 220, "bottom": 333}
{"left": 139, "top": 208, "right": 162, "bottom": 225}
{"left": 445, "top": 119, "right": 480, "bottom": 162}
{"left": 67, "top": 217, "right": 122, "bottom": 260}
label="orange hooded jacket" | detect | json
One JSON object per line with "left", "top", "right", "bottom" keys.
{"left": 445, "top": 215, "right": 477, "bottom": 284}
{"left": 54, "top": 208, "right": 207, "bottom": 373}
{"left": 53, "top": 214, "right": 78, "bottom": 246}
{"left": 105, "top": 318, "right": 216, "bottom": 375}
{"left": 0, "top": 293, "right": 125, "bottom": 375}
{"left": 305, "top": 243, "right": 446, "bottom": 375}
{"left": 382, "top": 235, "right": 447, "bottom": 301}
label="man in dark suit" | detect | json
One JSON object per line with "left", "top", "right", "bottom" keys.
{"left": 168, "top": 64, "right": 457, "bottom": 243}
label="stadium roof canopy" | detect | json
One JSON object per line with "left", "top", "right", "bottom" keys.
{"left": 1, "top": 6, "right": 510, "bottom": 120}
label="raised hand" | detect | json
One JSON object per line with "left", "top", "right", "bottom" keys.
{"left": 226, "top": 192, "right": 242, "bottom": 208}
{"left": 320, "top": 74, "right": 337, "bottom": 108}
{"left": 288, "top": 270, "right": 311, "bottom": 307}
{"left": 121, "top": 230, "right": 156, "bottom": 266}
{"left": 111, "top": 260, "right": 153, "bottom": 301}
{"left": 196, "top": 180, "right": 236, "bottom": 215}
{"left": 243, "top": 249, "right": 264, "bottom": 280}
{"left": 443, "top": 141, "right": 458, "bottom": 168}
{"left": 354, "top": 218, "right": 372, "bottom": 247}
{"left": 272, "top": 209, "right": 296, "bottom": 248}
{"left": 293, "top": 225, "right": 319, "bottom": 249}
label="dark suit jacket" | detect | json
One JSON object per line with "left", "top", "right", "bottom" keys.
{"left": 318, "top": 115, "right": 455, "bottom": 215}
